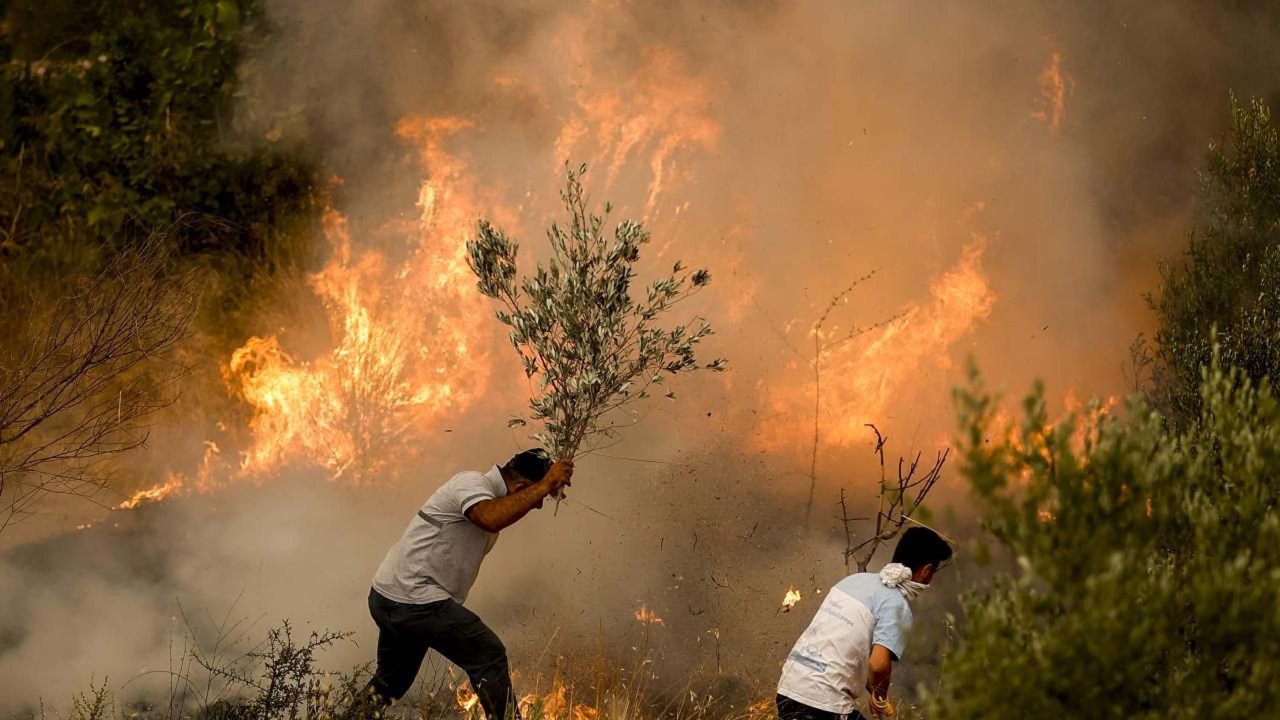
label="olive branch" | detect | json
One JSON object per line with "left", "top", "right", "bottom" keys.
{"left": 466, "top": 165, "right": 725, "bottom": 463}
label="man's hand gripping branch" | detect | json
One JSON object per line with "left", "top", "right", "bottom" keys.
{"left": 465, "top": 460, "right": 573, "bottom": 532}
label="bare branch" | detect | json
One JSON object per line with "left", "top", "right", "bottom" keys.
{"left": 0, "top": 229, "right": 196, "bottom": 530}
{"left": 842, "top": 424, "right": 949, "bottom": 572}
{"left": 803, "top": 274, "right": 899, "bottom": 530}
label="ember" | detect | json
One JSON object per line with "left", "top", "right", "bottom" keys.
{"left": 634, "top": 605, "right": 665, "bottom": 625}
{"left": 781, "top": 587, "right": 803, "bottom": 613}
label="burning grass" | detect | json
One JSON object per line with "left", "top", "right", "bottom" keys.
{"left": 41, "top": 624, "right": 789, "bottom": 720}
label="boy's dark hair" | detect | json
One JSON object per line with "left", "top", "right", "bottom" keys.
{"left": 891, "top": 526, "right": 953, "bottom": 571}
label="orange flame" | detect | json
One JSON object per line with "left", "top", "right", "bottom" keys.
{"left": 996, "top": 391, "right": 1119, "bottom": 459}
{"left": 116, "top": 475, "right": 184, "bottom": 510}
{"left": 1031, "top": 51, "right": 1074, "bottom": 134}
{"left": 456, "top": 683, "right": 480, "bottom": 714}
{"left": 757, "top": 239, "right": 997, "bottom": 452}
{"left": 781, "top": 587, "right": 803, "bottom": 612}
{"left": 132, "top": 30, "right": 719, "bottom": 508}
{"left": 116, "top": 441, "right": 223, "bottom": 510}
{"left": 521, "top": 681, "right": 564, "bottom": 718}
{"left": 554, "top": 42, "right": 719, "bottom": 219}
{"left": 634, "top": 604, "right": 665, "bottom": 625}
{"left": 224, "top": 119, "right": 491, "bottom": 483}
{"left": 517, "top": 678, "right": 599, "bottom": 720}
{"left": 1064, "top": 391, "right": 1119, "bottom": 441}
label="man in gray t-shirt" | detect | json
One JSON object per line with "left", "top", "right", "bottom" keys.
{"left": 358, "top": 448, "right": 573, "bottom": 720}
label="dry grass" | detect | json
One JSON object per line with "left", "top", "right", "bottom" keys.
{"left": 23, "top": 619, "right": 783, "bottom": 720}
{"left": 27, "top": 608, "right": 932, "bottom": 720}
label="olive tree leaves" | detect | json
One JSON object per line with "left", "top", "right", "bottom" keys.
{"left": 467, "top": 165, "right": 724, "bottom": 460}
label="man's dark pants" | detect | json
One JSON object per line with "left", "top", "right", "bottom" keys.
{"left": 365, "top": 588, "right": 517, "bottom": 720}
{"left": 776, "top": 694, "right": 869, "bottom": 720}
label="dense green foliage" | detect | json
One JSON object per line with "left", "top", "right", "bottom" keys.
{"left": 1144, "top": 96, "right": 1280, "bottom": 429}
{"left": 933, "top": 363, "right": 1280, "bottom": 718}
{"left": 0, "top": 0, "right": 318, "bottom": 320}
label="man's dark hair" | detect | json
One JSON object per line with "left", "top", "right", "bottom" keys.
{"left": 504, "top": 448, "right": 552, "bottom": 482}
{"left": 891, "top": 526, "right": 953, "bottom": 572}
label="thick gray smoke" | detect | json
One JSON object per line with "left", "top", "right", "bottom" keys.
{"left": 5, "top": 0, "right": 1280, "bottom": 711}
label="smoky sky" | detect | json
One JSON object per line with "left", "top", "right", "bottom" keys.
{"left": 236, "top": 0, "right": 1280, "bottom": 412}
{"left": 5, "top": 0, "right": 1280, "bottom": 710}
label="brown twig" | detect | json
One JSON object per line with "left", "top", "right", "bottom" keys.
{"left": 803, "top": 272, "right": 904, "bottom": 531}
{"left": 0, "top": 229, "right": 195, "bottom": 530}
{"left": 842, "top": 424, "right": 948, "bottom": 572}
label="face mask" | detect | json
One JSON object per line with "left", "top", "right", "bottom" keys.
{"left": 879, "top": 562, "right": 928, "bottom": 601}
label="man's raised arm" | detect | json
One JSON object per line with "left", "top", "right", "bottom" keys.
{"left": 465, "top": 461, "right": 573, "bottom": 532}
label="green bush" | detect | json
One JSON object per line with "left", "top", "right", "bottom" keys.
{"left": 1143, "top": 95, "right": 1280, "bottom": 430}
{"left": 0, "top": 0, "right": 319, "bottom": 328}
{"left": 931, "top": 362, "right": 1280, "bottom": 718}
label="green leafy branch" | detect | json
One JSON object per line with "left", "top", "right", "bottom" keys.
{"left": 466, "top": 164, "right": 725, "bottom": 461}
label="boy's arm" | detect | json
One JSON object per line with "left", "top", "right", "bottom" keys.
{"left": 867, "top": 643, "right": 895, "bottom": 717}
